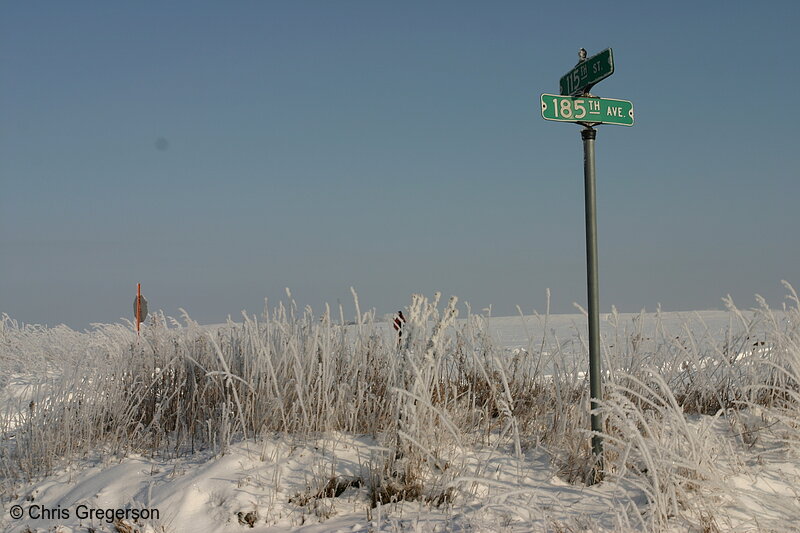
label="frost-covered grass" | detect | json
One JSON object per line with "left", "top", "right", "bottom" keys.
{"left": 1, "top": 283, "right": 798, "bottom": 532}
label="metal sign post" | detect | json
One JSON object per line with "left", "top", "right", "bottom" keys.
{"left": 581, "top": 126, "right": 603, "bottom": 476}
{"left": 541, "top": 48, "right": 634, "bottom": 482}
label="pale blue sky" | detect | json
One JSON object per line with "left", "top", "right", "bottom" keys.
{"left": 1, "top": 1, "right": 798, "bottom": 329}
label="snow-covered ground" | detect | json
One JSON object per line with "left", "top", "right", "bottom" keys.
{"left": 4, "top": 426, "right": 799, "bottom": 532}
{"left": 1, "top": 299, "right": 798, "bottom": 532}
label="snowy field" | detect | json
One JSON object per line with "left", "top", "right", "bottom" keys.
{"left": 1, "top": 286, "right": 799, "bottom": 532}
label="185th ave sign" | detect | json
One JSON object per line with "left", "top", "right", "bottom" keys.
{"left": 541, "top": 94, "right": 633, "bottom": 126}
{"left": 560, "top": 48, "right": 614, "bottom": 96}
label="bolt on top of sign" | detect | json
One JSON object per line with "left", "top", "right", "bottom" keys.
{"left": 541, "top": 47, "right": 633, "bottom": 127}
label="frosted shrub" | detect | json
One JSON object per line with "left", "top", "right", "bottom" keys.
{"left": 593, "top": 281, "right": 800, "bottom": 530}
{"left": 1, "top": 284, "right": 799, "bottom": 530}
{"left": 600, "top": 373, "right": 736, "bottom": 530}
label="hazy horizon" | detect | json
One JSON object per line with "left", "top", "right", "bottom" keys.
{"left": 2, "top": 1, "right": 798, "bottom": 330}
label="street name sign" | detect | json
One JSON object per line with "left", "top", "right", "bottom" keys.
{"left": 541, "top": 94, "right": 633, "bottom": 126}
{"left": 560, "top": 48, "right": 614, "bottom": 96}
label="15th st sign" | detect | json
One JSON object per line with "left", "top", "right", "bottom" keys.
{"left": 560, "top": 48, "right": 614, "bottom": 96}
{"left": 540, "top": 94, "right": 633, "bottom": 126}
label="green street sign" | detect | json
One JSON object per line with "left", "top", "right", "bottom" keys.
{"left": 541, "top": 94, "right": 634, "bottom": 126}
{"left": 560, "top": 48, "right": 614, "bottom": 96}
